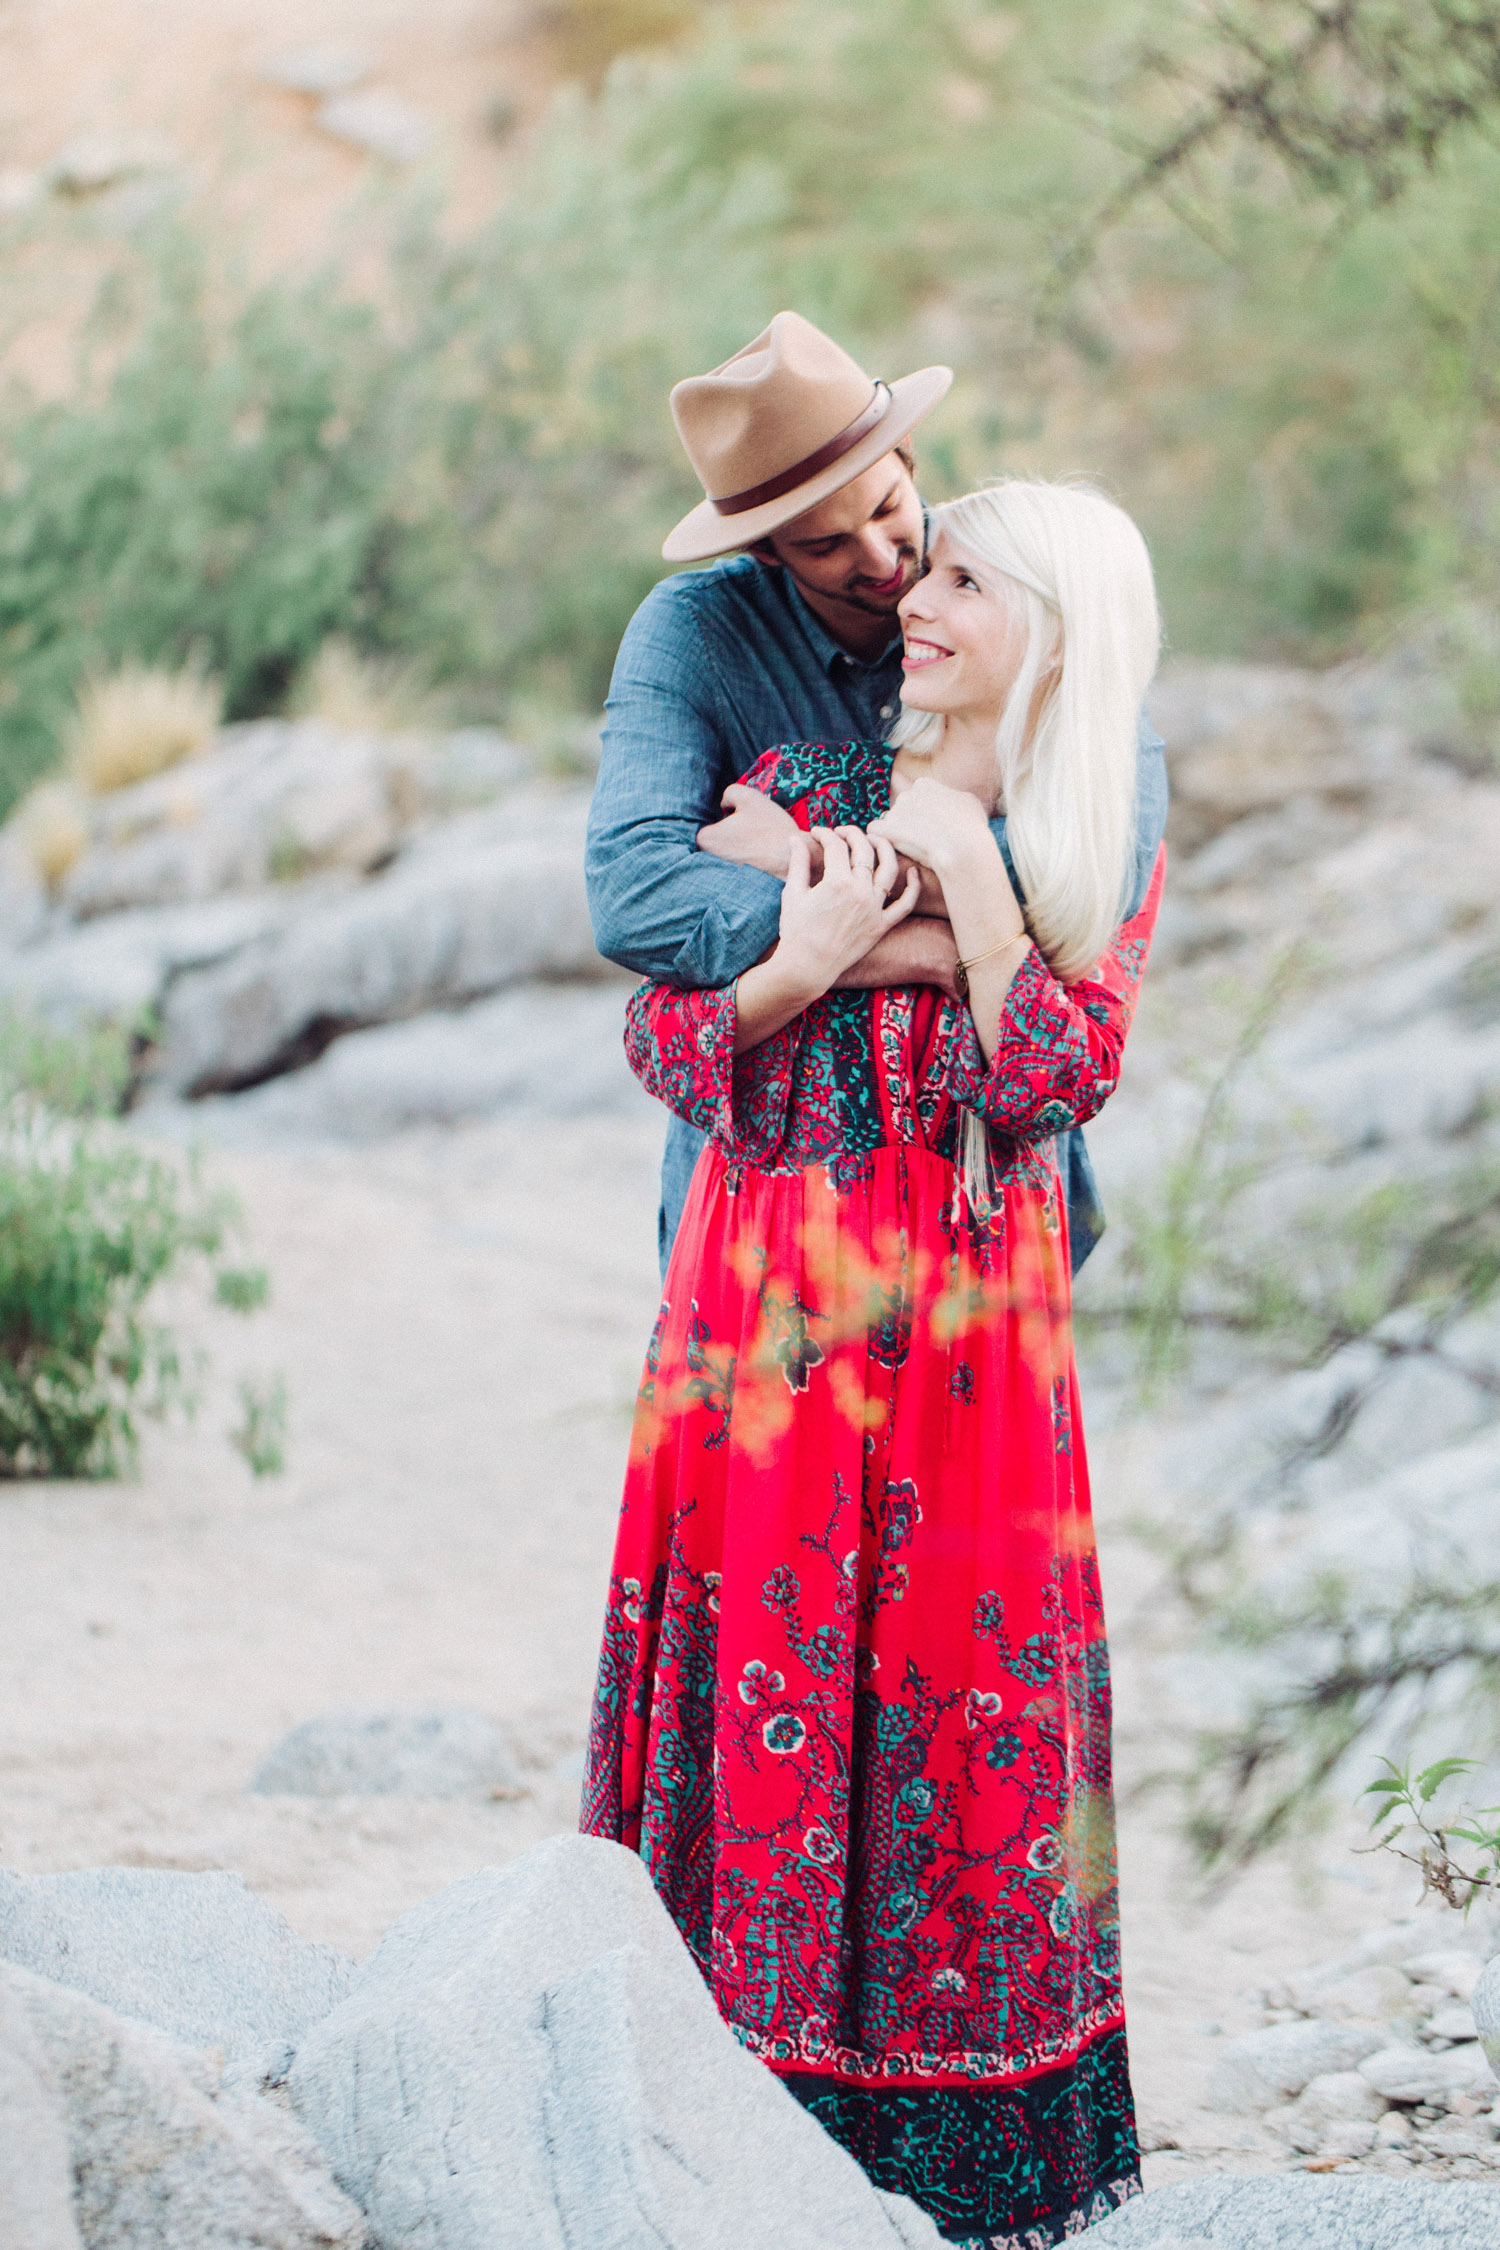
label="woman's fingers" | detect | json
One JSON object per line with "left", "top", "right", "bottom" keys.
{"left": 835, "top": 823, "right": 876, "bottom": 875}
{"left": 784, "top": 828, "right": 811, "bottom": 896}
{"left": 881, "top": 867, "right": 922, "bottom": 926}
{"left": 871, "top": 831, "right": 900, "bottom": 896}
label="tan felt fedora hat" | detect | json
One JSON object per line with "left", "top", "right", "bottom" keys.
{"left": 662, "top": 311, "right": 953, "bottom": 565}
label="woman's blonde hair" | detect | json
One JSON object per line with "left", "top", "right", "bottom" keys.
{"left": 890, "top": 478, "right": 1161, "bottom": 981}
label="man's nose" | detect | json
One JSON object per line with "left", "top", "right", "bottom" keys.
{"left": 852, "top": 524, "right": 903, "bottom": 580}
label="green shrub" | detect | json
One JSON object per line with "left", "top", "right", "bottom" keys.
{"left": 0, "top": 1009, "right": 272, "bottom": 1477}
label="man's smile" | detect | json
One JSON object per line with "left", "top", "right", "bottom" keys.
{"left": 853, "top": 560, "right": 914, "bottom": 599}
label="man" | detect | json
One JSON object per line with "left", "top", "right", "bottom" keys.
{"left": 586, "top": 310, "right": 1166, "bottom": 1271}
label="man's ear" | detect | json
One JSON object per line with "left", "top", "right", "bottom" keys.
{"left": 747, "top": 538, "right": 783, "bottom": 570}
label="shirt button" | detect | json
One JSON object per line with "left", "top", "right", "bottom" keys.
{"left": 879, "top": 703, "right": 895, "bottom": 719}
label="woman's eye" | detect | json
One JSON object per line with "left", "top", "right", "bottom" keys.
{"left": 956, "top": 573, "right": 978, "bottom": 591}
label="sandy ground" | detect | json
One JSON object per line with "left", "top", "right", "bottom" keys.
{"left": 0, "top": 1101, "right": 1436, "bottom": 2187}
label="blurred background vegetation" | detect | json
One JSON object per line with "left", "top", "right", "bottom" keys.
{"left": 1, "top": 0, "right": 1500, "bottom": 818}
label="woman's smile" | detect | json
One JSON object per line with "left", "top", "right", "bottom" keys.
{"left": 901, "top": 636, "right": 953, "bottom": 669}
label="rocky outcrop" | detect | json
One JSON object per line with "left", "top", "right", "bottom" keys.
{"left": 0, "top": 1979, "right": 84, "bottom": 2250}
{"left": 0, "top": 1964, "right": 363, "bottom": 2250}
{"left": 288, "top": 1831, "right": 942, "bottom": 2250}
{"left": 146, "top": 793, "right": 608, "bottom": 1095}
{"left": 0, "top": 721, "right": 616, "bottom": 1115}
{"left": 0, "top": 1866, "right": 353, "bottom": 2076}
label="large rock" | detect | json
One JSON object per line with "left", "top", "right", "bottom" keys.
{"left": 1, "top": 1963, "right": 362, "bottom": 2249}
{"left": 0, "top": 1867, "right": 353, "bottom": 2074}
{"left": 50, "top": 722, "right": 530, "bottom": 923}
{"left": 172, "top": 982, "right": 648, "bottom": 1141}
{"left": 1086, "top": 2174, "right": 1500, "bottom": 2246}
{"left": 0, "top": 896, "right": 290, "bottom": 1025}
{"left": 1204, "top": 2019, "right": 1385, "bottom": 2114}
{"left": 1473, "top": 1955, "right": 1500, "bottom": 2074}
{"left": 149, "top": 792, "right": 607, "bottom": 1095}
{"left": 249, "top": 1707, "right": 524, "bottom": 1798}
{"left": 1360, "top": 2037, "right": 1497, "bottom": 2106}
{"left": 0, "top": 1979, "right": 83, "bottom": 2250}
{"left": 289, "top": 1831, "right": 942, "bottom": 2250}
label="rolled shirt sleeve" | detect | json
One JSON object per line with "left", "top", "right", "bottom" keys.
{"left": 586, "top": 583, "right": 784, "bottom": 988}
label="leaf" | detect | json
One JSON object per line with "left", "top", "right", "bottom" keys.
{"left": 1416, "top": 1757, "right": 1478, "bottom": 1803}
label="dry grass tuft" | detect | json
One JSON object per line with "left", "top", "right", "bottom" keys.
{"left": 293, "top": 639, "right": 434, "bottom": 734}
{"left": 545, "top": 0, "right": 697, "bottom": 84}
{"left": 65, "top": 665, "right": 222, "bottom": 796}
{"left": 17, "top": 781, "right": 91, "bottom": 893}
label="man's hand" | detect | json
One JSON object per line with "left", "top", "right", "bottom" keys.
{"left": 868, "top": 773, "right": 996, "bottom": 879}
{"left": 834, "top": 916, "right": 961, "bottom": 1000}
{"left": 698, "top": 784, "right": 803, "bottom": 878}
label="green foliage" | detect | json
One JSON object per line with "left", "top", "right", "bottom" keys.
{"left": 0, "top": 1106, "right": 229, "bottom": 1476}
{"left": 2, "top": 0, "right": 1500, "bottom": 807}
{"left": 0, "top": 1010, "right": 270, "bottom": 1477}
{"left": 1178, "top": 1568, "right": 1500, "bottom": 1876}
{"left": 0, "top": 241, "right": 401, "bottom": 813}
{"left": 0, "top": 1005, "right": 136, "bottom": 1116}
{"left": 1364, "top": 1755, "right": 1500, "bottom": 1913}
{"left": 214, "top": 1265, "right": 270, "bottom": 1314}
{"left": 231, "top": 1373, "right": 287, "bottom": 1479}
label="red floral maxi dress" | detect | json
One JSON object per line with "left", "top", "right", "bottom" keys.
{"left": 581, "top": 738, "right": 1164, "bottom": 2248}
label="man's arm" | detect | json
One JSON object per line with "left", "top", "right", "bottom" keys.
{"left": 585, "top": 583, "right": 783, "bottom": 988}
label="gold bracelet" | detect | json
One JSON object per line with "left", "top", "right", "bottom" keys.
{"left": 955, "top": 930, "right": 1029, "bottom": 1001}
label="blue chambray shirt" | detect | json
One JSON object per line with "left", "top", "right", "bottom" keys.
{"left": 585, "top": 551, "right": 1168, "bottom": 1275}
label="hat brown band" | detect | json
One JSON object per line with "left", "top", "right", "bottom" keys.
{"left": 711, "top": 382, "right": 891, "bottom": 517}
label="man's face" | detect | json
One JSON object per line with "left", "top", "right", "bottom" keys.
{"left": 753, "top": 454, "right": 924, "bottom": 631}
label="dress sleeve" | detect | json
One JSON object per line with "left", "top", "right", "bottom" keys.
{"left": 623, "top": 980, "right": 799, "bottom": 1165}
{"left": 939, "top": 846, "right": 1166, "bottom": 1137}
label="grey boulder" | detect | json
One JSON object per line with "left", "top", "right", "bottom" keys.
{"left": 150, "top": 791, "right": 606, "bottom": 1095}
{"left": 1086, "top": 2175, "right": 1500, "bottom": 2246}
{"left": 250, "top": 1707, "right": 524, "bottom": 1798}
{"left": 1204, "top": 2019, "right": 1385, "bottom": 2114}
{"left": 0, "top": 1866, "right": 352, "bottom": 2075}
{"left": 1, "top": 1963, "right": 362, "bottom": 2250}
{"left": 0, "top": 1978, "right": 83, "bottom": 2250}
{"left": 1360, "top": 2037, "right": 1496, "bottom": 2106}
{"left": 179, "top": 982, "right": 648, "bottom": 1141}
{"left": 289, "top": 1830, "right": 942, "bottom": 2250}
{"left": 1473, "top": 1954, "right": 1500, "bottom": 2075}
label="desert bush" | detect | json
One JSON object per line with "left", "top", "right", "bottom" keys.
{"left": 0, "top": 1009, "right": 271, "bottom": 1477}
{"left": 15, "top": 781, "right": 90, "bottom": 894}
{"left": 291, "top": 638, "right": 434, "bottom": 734}
{"left": 64, "top": 661, "right": 221, "bottom": 794}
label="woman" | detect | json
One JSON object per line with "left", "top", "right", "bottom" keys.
{"left": 582, "top": 479, "right": 1164, "bottom": 2248}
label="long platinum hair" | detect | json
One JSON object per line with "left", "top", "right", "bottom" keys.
{"left": 890, "top": 478, "right": 1161, "bottom": 981}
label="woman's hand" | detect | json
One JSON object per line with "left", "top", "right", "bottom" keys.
{"left": 868, "top": 774, "right": 994, "bottom": 879}
{"left": 732, "top": 826, "right": 920, "bottom": 1052}
{"left": 779, "top": 827, "right": 920, "bottom": 989}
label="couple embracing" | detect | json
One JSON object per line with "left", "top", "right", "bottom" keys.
{"left": 579, "top": 312, "right": 1167, "bottom": 2249}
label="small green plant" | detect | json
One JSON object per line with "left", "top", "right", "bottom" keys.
{"left": 231, "top": 1374, "right": 287, "bottom": 1478}
{"left": 0, "top": 1008, "right": 271, "bottom": 1477}
{"left": 1364, "top": 1756, "right": 1500, "bottom": 1914}
{"left": 214, "top": 1266, "right": 270, "bottom": 1314}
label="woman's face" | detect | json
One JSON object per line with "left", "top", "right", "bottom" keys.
{"left": 896, "top": 528, "right": 1029, "bottom": 725}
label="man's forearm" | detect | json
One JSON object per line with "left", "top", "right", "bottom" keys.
{"left": 833, "top": 915, "right": 960, "bottom": 998}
